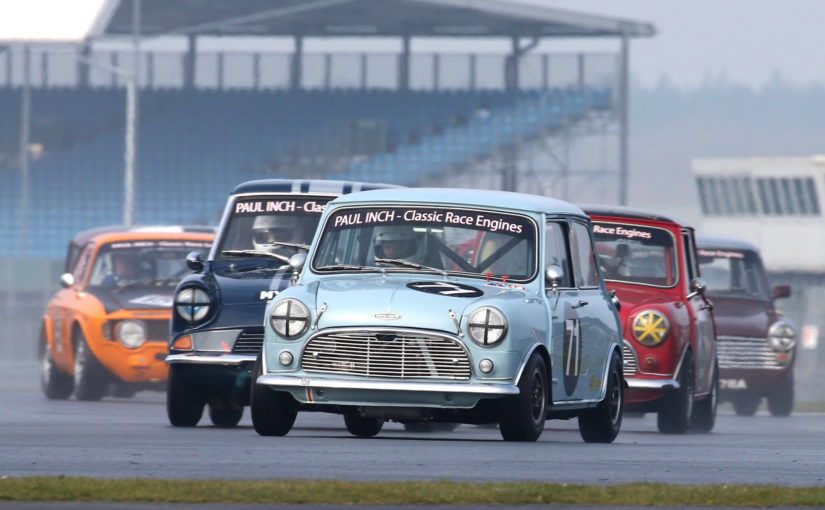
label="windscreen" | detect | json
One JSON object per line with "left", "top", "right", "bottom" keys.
{"left": 215, "top": 196, "right": 331, "bottom": 263}
{"left": 697, "top": 248, "right": 770, "bottom": 300}
{"left": 88, "top": 239, "right": 212, "bottom": 288}
{"left": 312, "top": 206, "right": 537, "bottom": 282}
{"left": 592, "top": 222, "right": 678, "bottom": 287}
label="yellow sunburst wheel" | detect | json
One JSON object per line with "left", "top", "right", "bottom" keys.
{"left": 632, "top": 310, "right": 669, "bottom": 346}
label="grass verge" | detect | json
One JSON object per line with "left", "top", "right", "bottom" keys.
{"left": 0, "top": 478, "right": 824, "bottom": 506}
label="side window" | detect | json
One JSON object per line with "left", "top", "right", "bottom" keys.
{"left": 72, "top": 243, "right": 95, "bottom": 284}
{"left": 570, "top": 221, "right": 599, "bottom": 288}
{"left": 544, "top": 221, "right": 573, "bottom": 288}
{"left": 682, "top": 230, "right": 699, "bottom": 284}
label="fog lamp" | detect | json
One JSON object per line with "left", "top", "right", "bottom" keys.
{"left": 642, "top": 356, "right": 658, "bottom": 371}
{"left": 279, "top": 351, "right": 294, "bottom": 366}
{"left": 479, "top": 358, "right": 494, "bottom": 374}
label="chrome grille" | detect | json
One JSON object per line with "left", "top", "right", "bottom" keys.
{"left": 622, "top": 340, "right": 638, "bottom": 377}
{"left": 717, "top": 335, "right": 783, "bottom": 369}
{"left": 301, "top": 330, "right": 471, "bottom": 380}
{"left": 233, "top": 327, "right": 264, "bottom": 355}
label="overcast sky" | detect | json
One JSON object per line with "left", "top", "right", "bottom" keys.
{"left": 2, "top": 0, "right": 824, "bottom": 90}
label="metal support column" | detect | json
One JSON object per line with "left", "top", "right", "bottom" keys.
{"left": 184, "top": 34, "right": 196, "bottom": 88}
{"left": 398, "top": 34, "right": 410, "bottom": 91}
{"left": 124, "top": 0, "right": 140, "bottom": 226}
{"left": 618, "top": 35, "right": 629, "bottom": 206}
{"left": 291, "top": 34, "right": 303, "bottom": 90}
{"left": 19, "top": 45, "right": 30, "bottom": 256}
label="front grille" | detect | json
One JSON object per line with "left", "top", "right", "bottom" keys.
{"left": 717, "top": 335, "right": 783, "bottom": 369}
{"left": 145, "top": 320, "right": 170, "bottom": 342}
{"left": 301, "top": 329, "right": 471, "bottom": 380}
{"left": 622, "top": 341, "right": 638, "bottom": 377}
{"left": 233, "top": 327, "right": 265, "bottom": 354}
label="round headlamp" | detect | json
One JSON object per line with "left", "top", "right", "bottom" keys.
{"left": 768, "top": 321, "right": 795, "bottom": 351}
{"left": 468, "top": 306, "right": 508, "bottom": 346}
{"left": 175, "top": 287, "right": 211, "bottom": 323}
{"left": 632, "top": 309, "right": 669, "bottom": 346}
{"left": 270, "top": 299, "right": 310, "bottom": 339}
{"left": 116, "top": 320, "right": 147, "bottom": 349}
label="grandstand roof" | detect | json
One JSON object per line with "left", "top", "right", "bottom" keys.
{"left": 101, "top": 0, "right": 655, "bottom": 39}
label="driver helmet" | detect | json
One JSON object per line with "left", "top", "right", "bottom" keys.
{"left": 252, "top": 215, "right": 299, "bottom": 252}
{"left": 373, "top": 226, "right": 425, "bottom": 262}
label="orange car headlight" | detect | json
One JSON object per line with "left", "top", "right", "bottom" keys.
{"left": 632, "top": 310, "right": 669, "bottom": 347}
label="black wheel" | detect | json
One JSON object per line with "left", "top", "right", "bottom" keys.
{"left": 250, "top": 354, "right": 297, "bottom": 436}
{"left": 39, "top": 328, "right": 73, "bottom": 400}
{"left": 578, "top": 350, "right": 623, "bottom": 443}
{"left": 499, "top": 353, "right": 547, "bottom": 442}
{"left": 208, "top": 398, "right": 244, "bottom": 427}
{"left": 657, "top": 351, "right": 694, "bottom": 434}
{"left": 767, "top": 377, "right": 794, "bottom": 417}
{"left": 344, "top": 413, "right": 384, "bottom": 437}
{"left": 403, "top": 422, "right": 458, "bottom": 433}
{"left": 166, "top": 365, "right": 205, "bottom": 427}
{"left": 72, "top": 331, "right": 108, "bottom": 401}
{"left": 732, "top": 392, "right": 761, "bottom": 416}
{"left": 691, "top": 361, "right": 718, "bottom": 433}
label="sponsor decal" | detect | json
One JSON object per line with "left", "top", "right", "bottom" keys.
{"left": 592, "top": 223, "right": 653, "bottom": 240}
{"left": 232, "top": 198, "right": 328, "bottom": 216}
{"left": 720, "top": 378, "right": 747, "bottom": 390}
{"left": 562, "top": 303, "right": 583, "bottom": 396}
{"left": 128, "top": 294, "right": 174, "bottom": 307}
{"left": 590, "top": 375, "right": 602, "bottom": 393}
{"left": 327, "top": 206, "right": 533, "bottom": 237}
{"left": 109, "top": 240, "right": 211, "bottom": 249}
{"left": 407, "top": 281, "right": 483, "bottom": 297}
{"left": 258, "top": 290, "right": 279, "bottom": 301}
{"left": 697, "top": 249, "right": 746, "bottom": 259}
{"left": 374, "top": 313, "right": 402, "bottom": 320}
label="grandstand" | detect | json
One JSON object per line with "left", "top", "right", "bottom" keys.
{"left": 1, "top": 0, "right": 654, "bottom": 260}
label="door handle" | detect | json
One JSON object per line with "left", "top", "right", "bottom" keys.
{"left": 573, "top": 300, "right": 588, "bottom": 309}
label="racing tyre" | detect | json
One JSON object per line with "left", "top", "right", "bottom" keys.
{"left": 767, "top": 377, "right": 794, "bottom": 417}
{"left": 39, "top": 328, "right": 73, "bottom": 400}
{"left": 732, "top": 392, "right": 760, "bottom": 417}
{"left": 657, "top": 351, "right": 693, "bottom": 434}
{"left": 344, "top": 414, "right": 384, "bottom": 437}
{"left": 72, "top": 331, "right": 108, "bottom": 401}
{"left": 691, "top": 361, "right": 718, "bottom": 433}
{"left": 208, "top": 398, "right": 244, "bottom": 428}
{"left": 250, "top": 354, "right": 297, "bottom": 436}
{"left": 578, "top": 350, "right": 623, "bottom": 443}
{"left": 499, "top": 353, "right": 547, "bottom": 442}
{"left": 167, "top": 365, "right": 205, "bottom": 426}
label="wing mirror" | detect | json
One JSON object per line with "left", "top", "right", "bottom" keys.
{"left": 545, "top": 264, "right": 564, "bottom": 291}
{"left": 608, "top": 289, "right": 621, "bottom": 312}
{"left": 773, "top": 285, "right": 791, "bottom": 299}
{"left": 289, "top": 253, "right": 307, "bottom": 283}
{"left": 686, "top": 277, "right": 706, "bottom": 299}
{"left": 185, "top": 251, "right": 204, "bottom": 272}
{"left": 59, "top": 273, "right": 75, "bottom": 289}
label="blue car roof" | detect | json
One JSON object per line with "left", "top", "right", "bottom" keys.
{"left": 231, "top": 179, "right": 398, "bottom": 196}
{"left": 695, "top": 234, "right": 760, "bottom": 252}
{"left": 328, "top": 188, "right": 587, "bottom": 217}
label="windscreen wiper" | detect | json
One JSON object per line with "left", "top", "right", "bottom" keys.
{"left": 316, "top": 263, "right": 371, "bottom": 271}
{"left": 221, "top": 249, "right": 290, "bottom": 263}
{"left": 374, "top": 258, "right": 447, "bottom": 277}
{"left": 267, "top": 241, "right": 311, "bottom": 251}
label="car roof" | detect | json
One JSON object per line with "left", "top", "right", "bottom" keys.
{"left": 70, "top": 225, "right": 215, "bottom": 247}
{"left": 230, "top": 179, "right": 399, "bottom": 195}
{"left": 695, "top": 234, "right": 760, "bottom": 252}
{"left": 328, "top": 188, "right": 587, "bottom": 217}
{"left": 580, "top": 204, "right": 685, "bottom": 226}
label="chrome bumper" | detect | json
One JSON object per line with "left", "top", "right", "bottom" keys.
{"left": 626, "top": 378, "right": 680, "bottom": 391}
{"left": 257, "top": 374, "right": 519, "bottom": 396}
{"left": 165, "top": 353, "right": 257, "bottom": 365}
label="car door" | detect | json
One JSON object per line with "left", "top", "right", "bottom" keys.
{"left": 567, "top": 220, "right": 614, "bottom": 401}
{"left": 682, "top": 229, "right": 715, "bottom": 395}
{"left": 52, "top": 242, "right": 95, "bottom": 366}
{"left": 544, "top": 219, "right": 581, "bottom": 403}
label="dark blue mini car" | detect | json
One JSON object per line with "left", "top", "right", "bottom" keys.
{"left": 165, "top": 179, "right": 394, "bottom": 427}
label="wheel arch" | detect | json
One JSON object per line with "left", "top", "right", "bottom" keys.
{"left": 514, "top": 343, "right": 552, "bottom": 404}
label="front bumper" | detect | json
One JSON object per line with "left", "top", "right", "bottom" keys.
{"left": 166, "top": 353, "right": 256, "bottom": 365}
{"left": 258, "top": 374, "right": 518, "bottom": 408}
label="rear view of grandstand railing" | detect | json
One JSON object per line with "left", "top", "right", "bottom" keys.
{"left": 0, "top": 49, "right": 618, "bottom": 259}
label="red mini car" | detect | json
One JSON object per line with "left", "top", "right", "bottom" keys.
{"left": 584, "top": 207, "right": 718, "bottom": 433}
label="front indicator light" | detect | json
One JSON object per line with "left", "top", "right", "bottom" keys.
{"left": 171, "top": 335, "right": 193, "bottom": 351}
{"left": 479, "top": 358, "right": 494, "bottom": 374}
{"left": 279, "top": 351, "right": 294, "bottom": 366}
{"left": 632, "top": 310, "right": 669, "bottom": 346}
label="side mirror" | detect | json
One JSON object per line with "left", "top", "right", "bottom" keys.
{"left": 545, "top": 264, "right": 563, "bottom": 291}
{"left": 59, "top": 273, "right": 75, "bottom": 289}
{"left": 608, "top": 289, "right": 621, "bottom": 312}
{"left": 288, "top": 253, "right": 307, "bottom": 283}
{"left": 185, "top": 251, "right": 204, "bottom": 272}
{"left": 773, "top": 285, "right": 791, "bottom": 299}
{"left": 686, "top": 277, "right": 706, "bottom": 299}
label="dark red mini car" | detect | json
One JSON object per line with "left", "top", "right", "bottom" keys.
{"left": 585, "top": 207, "right": 718, "bottom": 434}
{"left": 696, "top": 235, "right": 795, "bottom": 416}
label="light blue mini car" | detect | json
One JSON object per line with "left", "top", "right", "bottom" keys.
{"left": 251, "top": 188, "right": 625, "bottom": 442}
